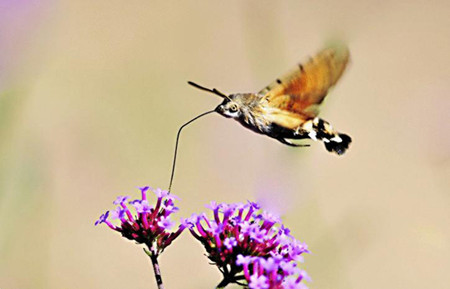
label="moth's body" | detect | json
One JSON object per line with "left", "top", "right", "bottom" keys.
{"left": 217, "top": 93, "right": 302, "bottom": 138}
{"left": 191, "top": 44, "right": 352, "bottom": 155}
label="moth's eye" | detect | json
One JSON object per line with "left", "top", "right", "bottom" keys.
{"left": 229, "top": 104, "right": 238, "bottom": 112}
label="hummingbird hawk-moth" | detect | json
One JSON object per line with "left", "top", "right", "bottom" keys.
{"left": 188, "top": 45, "right": 352, "bottom": 155}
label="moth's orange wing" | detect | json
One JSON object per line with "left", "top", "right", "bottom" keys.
{"left": 259, "top": 45, "right": 350, "bottom": 119}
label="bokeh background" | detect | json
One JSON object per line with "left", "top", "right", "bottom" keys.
{"left": 1, "top": 1, "right": 449, "bottom": 288}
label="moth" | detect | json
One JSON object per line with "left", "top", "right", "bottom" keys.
{"left": 188, "top": 45, "right": 352, "bottom": 155}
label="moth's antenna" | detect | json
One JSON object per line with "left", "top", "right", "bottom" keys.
{"left": 187, "top": 81, "right": 232, "bottom": 101}
{"left": 168, "top": 110, "right": 215, "bottom": 193}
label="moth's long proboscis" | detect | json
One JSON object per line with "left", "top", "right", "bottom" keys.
{"left": 168, "top": 110, "right": 216, "bottom": 193}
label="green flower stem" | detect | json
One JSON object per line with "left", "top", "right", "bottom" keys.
{"left": 144, "top": 248, "right": 164, "bottom": 289}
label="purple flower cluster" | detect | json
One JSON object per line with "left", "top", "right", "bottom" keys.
{"left": 95, "top": 186, "right": 185, "bottom": 255}
{"left": 186, "top": 201, "right": 310, "bottom": 288}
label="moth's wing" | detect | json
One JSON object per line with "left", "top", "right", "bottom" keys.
{"left": 262, "top": 106, "right": 308, "bottom": 130}
{"left": 258, "top": 44, "right": 350, "bottom": 119}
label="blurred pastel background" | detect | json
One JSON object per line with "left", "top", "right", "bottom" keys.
{"left": 1, "top": 1, "right": 449, "bottom": 288}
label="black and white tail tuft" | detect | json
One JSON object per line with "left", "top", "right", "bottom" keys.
{"left": 302, "top": 117, "right": 352, "bottom": 155}
{"left": 324, "top": 133, "right": 352, "bottom": 155}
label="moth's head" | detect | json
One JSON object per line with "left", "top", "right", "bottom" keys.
{"left": 215, "top": 95, "right": 241, "bottom": 118}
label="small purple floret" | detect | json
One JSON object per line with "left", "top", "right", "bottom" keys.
{"left": 205, "top": 201, "right": 220, "bottom": 210}
{"left": 113, "top": 196, "right": 130, "bottom": 205}
{"left": 260, "top": 257, "right": 278, "bottom": 272}
{"left": 224, "top": 237, "right": 237, "bottom": 249}
{"left": 249, "top": 274, "right": 269, "bottom": 289}
{"left": 158, "top": 216, "right": 175, "bottom": 230}
{"left": 95, "top": 211, "right": 109, "bottom": 226}
{"left": 131, "top": 200, "right": 152, "bottom": 213}
{"left": 153, "top": 188, "right": 169, "bottom": 198}
{"left": 236, "top": 254, "right": 253, "bottom": 266}
{"left": 110, "top": 207, "right": 126, "bottom": 220}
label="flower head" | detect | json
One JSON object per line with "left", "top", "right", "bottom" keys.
{"left": 186, "top": 201, "right": 310, "bottom": 288}
{"left": 95, "top": 186, "right": 185, "bottom": 255}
